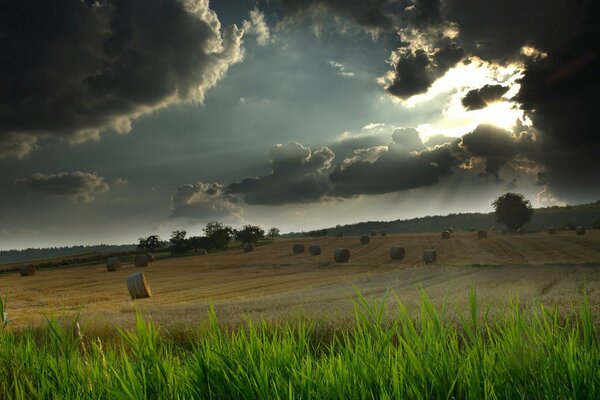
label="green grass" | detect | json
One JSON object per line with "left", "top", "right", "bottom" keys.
{"left": 1, "top": 290, "right": 599, "bottom": 399}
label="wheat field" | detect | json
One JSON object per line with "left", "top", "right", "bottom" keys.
{"left": 2, "top": 230, "right": 600, "bottom": 330}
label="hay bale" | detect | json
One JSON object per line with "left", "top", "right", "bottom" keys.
{"left": 380, "top": 230, "right": 387, "bottom": 236}
{"left": 390, "top": 245, "right": 405, "bottom": 260}
{"left": 469, "top": 227, "right": 475, "bottom": 232}
{"left": 548, "top": 227, "right": 557, "bottom": 235}
{"left": 477, "top": 229, "right": 488, "bottom": 239}
{"left": 293, "top": 243, "right": 305, "bottom": 254}
{"left": 126, "top": 272, "right": 152, "bottom": 299}
{"left": 243, "top": 242, "right": 254, "bottom": 252}
{"left": 106, "top": 257, "right": 121, "bottom": 272}
{"left": 360, "top": 235, "right": 370, "bottom": 244}
{"left": 423, "top": 249, "right": 437, "bottom": 264}
{"left": 145, "top": 253, "right": 155, "bottom": 262}
{"left": 517, "top": 228, "right": 525, "bottom": 234}
{"left": 134, "top": 254, "right": 149, "bottom": 267}
{"left": 197, "top": 248, "right": 208, "bottom": 255}
{"left": 441, "top": 230, "right": 450, "bottom": 239}
{"left": 448, "top": 227, "right": 454, "bottom": 234}
{"left": 576, "top": 226, "right": 586, "bottom": 235}
{"left": 334, "top": 248, "right": 350, "bottom": 263}
{"left": 19, "top": 264, "right": 35, "bottom": 277}
{"left": 370, "top": 230, "right": 377, "bottom": 236}
{"left": 309, "top": 245, "right": 321, "bottom": 255}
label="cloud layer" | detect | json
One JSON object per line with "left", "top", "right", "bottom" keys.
{"left": 0, "top": 0, "right": 243, "bottom": 158}
{"left": 15, "top": 171, "right": 110, "bottom": 203}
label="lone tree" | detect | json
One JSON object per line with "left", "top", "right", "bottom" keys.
{"left": 137, "top": 235, "right": 161, "bottom": 253}
{"left": 492, "top": 192, "right": 533, "bottom": 230}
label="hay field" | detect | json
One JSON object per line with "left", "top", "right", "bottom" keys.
{"left": 2, "top": 231, "right": 600, "bottom": 329}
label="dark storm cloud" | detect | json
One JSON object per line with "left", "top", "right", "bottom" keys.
{"left": 461, "top": 84, "right": 509, "bottom": 111}
{"left": 179, "top": 123, "right": 540, "bottom": 207}
{"left": 329, "top": 129, "right": 464, "bottom": 196}
{"left": 442, "top": 0, "right": 586, "bottom": 61}
{"left": 170, "top": 182, "right": 242, "bottom": 220}
{"left": 460, "top": 124, "right": 536, "bottom": 182}
{"left": 385, "top": 40, "right": 465, "bottom": 99}
{"left": 15, "top": 171, "right": 109, "bottom": 203}
{"left": 0, "top": 0, "right": 243, "bottom": 158}
{"left": 227, "top": 141, "right": 334, "bottom": 205}
{"left": 511, "top": 1, "right": 600, "bottom": 199}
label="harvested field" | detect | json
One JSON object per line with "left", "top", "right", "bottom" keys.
{"left": 2, "top": 231, "right": 600, "bottom": 329}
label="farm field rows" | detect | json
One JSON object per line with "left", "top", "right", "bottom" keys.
{"left": 2, "top": 231, "right": 600, "bottom": 329}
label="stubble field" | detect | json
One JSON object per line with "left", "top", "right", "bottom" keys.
{"left": 2, "top": 230, "right": 600, "bottom": 330}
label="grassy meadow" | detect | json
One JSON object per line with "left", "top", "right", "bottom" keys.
{"left": 0, "top": 290, "right": 599, "bottom": 399}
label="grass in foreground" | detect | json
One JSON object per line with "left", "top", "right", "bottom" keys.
{"left": 0, "top": 290, "right": 599, "bottom": 399}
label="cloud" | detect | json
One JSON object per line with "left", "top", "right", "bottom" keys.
{"left": 461, "top": 84, "right": 510, "bottom": 111}
{"left": 170, "top": 182, "right": 242, "bottom": 220}
{"left": 0, "top": 0, "right": 243, "bottom": 158}
{"left": 460, "top": 124, "right": 537, "bottom": 182}
{"left": 228, "top": 141, "right": 334, "bottom": 205}
{"left": 15, "top": 171, "right": 110, "bottom": 203}
{"left": 383, "top": 40, "right": 465, "bottom": 99}
{"left": 242, "top": 8, "right": 272, "bottom": 46}
{"left": 423, "top": 134, "right": 456, "bottom": 148}
{"left": 329, "top": 60, "right": 355, "bottom": 77}
{"left": 329, "top": 129, "right": 464, "bottom": 196}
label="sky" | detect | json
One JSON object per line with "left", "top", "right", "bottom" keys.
{"left": 0, "top": 0, "right": 598, "bottom": 249}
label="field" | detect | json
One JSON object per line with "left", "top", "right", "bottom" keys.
{"left": 2, "top": 231, "right": 600, "bottom": 399}
{"left": 2, "top": 230, "right": 600, "bottom": 330}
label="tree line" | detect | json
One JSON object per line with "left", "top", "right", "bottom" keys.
{"left": 137, "top": 222, "right": 280, "bottom": 255}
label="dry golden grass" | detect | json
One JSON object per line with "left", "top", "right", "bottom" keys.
{"left": 2, "top": 230, "right": 600, "bottom": 331}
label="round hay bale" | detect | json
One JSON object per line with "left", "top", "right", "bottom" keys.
{"left": 448, "top": 227, "right": 454, "bottom": 234}
{"left": 390, "top": 245, "right": 405, "bottom": 260}
{"left": 126, "top": 272, "right": 152, "bottom": 299}
{"left": 19, "top": 264, "right": 35, "bottom": 277}
{"left": 106, "top": 257, "right": 121, "bottom": 272}
{"left": 309, "top": 245, "right": 321, "bottom": 255}
{"left": 380, "top": 230, "right": 387, "bottom": 236}
{"left": 334, "top": 248, "right": 350, "bottom": 263}
{"left": 548, "top": 227, "right": 557, "bottom": 235}
{"left": 197, "top": 248, "right": 208, "bottom": 255}
{"left": 517, "top": 228, "right": 525, "bottom": 234}
{"left": 134, "top": 254, "right": 149, "bottom": 267}
{"left": 576, "top": 226, "right": 586, "bottom": 235}
{"left": 370, "top": 230, "right": 377, "bottom": 236}
{"left": 292, "top": 243, "right": 305, "bottom": 254}
{"left": 360, "top": 235, "right": 370, "bottom": 244}
{"left": 243, "top": 242, "right": 254, "bottom": 252}
{"left": 441, "top": 230, "right": 450, "bottom": 239}
{"left": 423, "top": 249, "right": 437, "bottom": 264}
{"left": 145, "top": 253, "right": 155, "bottom": 262}
{"left": 477, "top": 229, "right": 488, "bottom": 239}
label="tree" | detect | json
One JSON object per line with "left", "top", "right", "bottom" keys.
{"left": 235, "top": 225, "right": 265, "bottom": 243}
{"left": 137, "top": 235, "right": 161, "bottom": 252}
{"left": 188, "top": 236, "right": 211, "bottom": 253}
{"left": 592, "top": 218, "right": 600, "bottom": 230}
{"left": 203, "top": 221, "right": 235, "bottom": 250}
{"left": 492, "top": 192, "right": 533, "bottom": 230}
{"left": 170, "top": 230, "right": 188, "bottom": 254}
{"left": 267, "top": 227, "right": 280, "bottom": 239}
